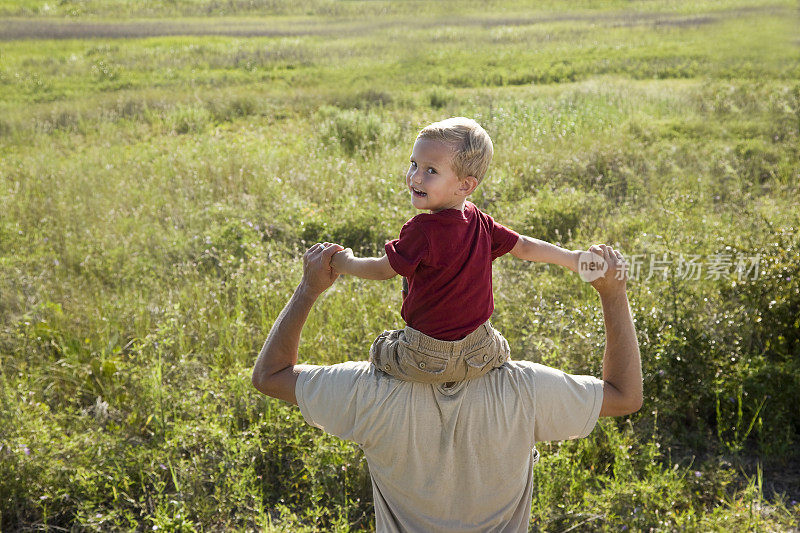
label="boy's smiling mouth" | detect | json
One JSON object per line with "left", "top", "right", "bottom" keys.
{"left": 411, "top": 187, "right": 427, "bottom": 197}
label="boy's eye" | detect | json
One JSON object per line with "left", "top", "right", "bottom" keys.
{"left": 427, "top": 167, "right": 437, "bottom": 174}
{"left": 410, "top": 161, "right": 417, "bottom": 168}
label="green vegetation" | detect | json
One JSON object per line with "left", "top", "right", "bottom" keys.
{"left": 1, "top": 0, "right": 798, "bottom": 530}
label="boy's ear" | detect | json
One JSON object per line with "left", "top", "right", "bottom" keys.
{"left": 458, "top": 176, "right": 479, "bottom": 196}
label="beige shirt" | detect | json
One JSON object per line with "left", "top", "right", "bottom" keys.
{"left": 296, "top": 361, "right": 603, "bottom": 532}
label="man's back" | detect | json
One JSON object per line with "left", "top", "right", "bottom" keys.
{"left": 296, "top": 360, "right": 602, "bottom": 532}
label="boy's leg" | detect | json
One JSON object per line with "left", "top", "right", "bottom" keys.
{"left": 369, "top": 322, "right": 511, "bottom": 384}
{"left": 370, "top": 328, "right": 452, "bottom": 383}
{"left": 450, "top": 321, "right": 510, "bottom": 381}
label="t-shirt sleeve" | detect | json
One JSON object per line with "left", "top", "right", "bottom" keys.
{"left": 487, "top": 215, "right": 519, "bottom": 260}
{"left": 384, "top": 218, "right": 429, "bottom": 277}
{"left": 295, "top": 362, "right": 367, "bottom": 444}
{"left": 529, "top": 363, "right": 603, "bottom": 442}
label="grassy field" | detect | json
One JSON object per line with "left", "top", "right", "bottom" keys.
{"left": 1, "top": 0, "right": 799, "bottom": 530}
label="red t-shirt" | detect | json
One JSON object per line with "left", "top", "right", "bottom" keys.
{"left": 384, "top": 201, "right": 519, "bottom": 341}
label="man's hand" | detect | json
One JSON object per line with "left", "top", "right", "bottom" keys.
{"left": 329, "top": 246, "right": 354, "bottom": 275}
{"left": 252, "top": 242, "right": 342, "bottom": 404}
{"left": 301, "top": 242, "right": 344, "bottom": 296}
{"left": 585, "top": 244, "right": 642, "bottom": 417}
{"left": 586, "top": 244, "right": 627, "bottom": 296}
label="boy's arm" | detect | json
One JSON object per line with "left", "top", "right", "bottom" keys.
{"left": 509, "top": 235, "right": 581, "bottom": 273}
{"left": 330, "top": 248, "right": 397, "bottom": 280}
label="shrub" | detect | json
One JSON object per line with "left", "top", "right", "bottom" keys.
{"left": 426, "top": 86, "right": 452, "bottom": 109}
{"left": 91, "top": 59, "right": 120, "bottom": 82}
{"left": 205, "top": 95, "right": 260, "bottom": 123}
{"left": 733, "top": 139, "right": 783, "bottom": 184}
{"left": 516, "top": 188, "right": 600, "bottom": 243}
{"left": 637, "top": 225, "right": 800, "bottom": 456}
{"left": 319, "top": 107, "right": 384, "bottom": 156}
{"left": 166, "top": 105, "right": 212, "bottom": 135}
{"left": 35, "top": 108, "right": 82, "bottom": 133}
{"left": 0, "top": 117, "right": 12, "bottom": 137}
{"left": 334, "top": 89, "right": 393, "bottom": 110}
{"left": 114, "top": 97, "right": 148, "bottom": 120}
{"left": 301, "top": 211, "right": 390, "bottom": 255}
{"left": 194, "top": 219, "right": 261, "bottom": 276}
{"left": 720, "top": 226, "right": 800, "bottom": 455}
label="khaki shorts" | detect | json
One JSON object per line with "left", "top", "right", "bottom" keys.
{"left": 369, "top": 321, "right": 511, "bottom": 384}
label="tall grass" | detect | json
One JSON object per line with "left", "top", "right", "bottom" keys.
{"left": 1, "top": 0, "right": 799, "bottom": 529}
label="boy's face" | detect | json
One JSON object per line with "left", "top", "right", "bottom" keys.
{"left": 406, "top": 138, "right": 468, "bottom": 213}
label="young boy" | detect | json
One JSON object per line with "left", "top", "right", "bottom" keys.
{"left": 330, "top": 117, "right": 581, "bottom": 383}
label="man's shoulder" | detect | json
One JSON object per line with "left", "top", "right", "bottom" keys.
{"left": 297, "top": 360, "right": 575, "bottom": 400}
{"left": 501, "top": 360, "right": 598, "bottom": 380}
{"left": 483, "top": 361, "right": 600, "bottom": 393}
{"left": 297, "top": 361, "right": 401, "bottom": 397}
{"left": 486, "top": 360, "right": 550, "bottom": 383}
{"left": 300, "top": 360, "right": 546, "bottom": 380}
{"left": 298, "top": 361, "right": 374, "bottom": 382}
{"left": 297, "top": 361, "right": 541, "bottom": 403}
{"left": 295, "top": 362, "right": 373, "bottom": 418}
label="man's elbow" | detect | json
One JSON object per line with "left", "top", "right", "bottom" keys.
{"left": 601, "top": 381, "right": 643, "bottom": 416}
{"left": 604, "top": 396, "right": 643, "bottom": 417}
{"left": 252, "top": 364, "right": 281, "bottom": 397}
{"left": 252, "top": 363, "right": 297, "bottom": 400}
{"left": 252, "top": 369, "right": 270, "bottom": 395}
{"left": 619, "top": 383, "right": 644, "bottom": 415}
{"left": 625, "top": 394, "right": 643, "bottom": 415}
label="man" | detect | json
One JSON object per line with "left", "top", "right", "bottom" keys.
{"left": 252, "top": 242, "right": 642, "bottom": 532}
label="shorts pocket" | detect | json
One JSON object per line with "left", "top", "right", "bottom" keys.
{"left": 492, "top": 330, "right": 511, "bottom": 364}
{"left": 463, "top": 337, "right": 496, "bottom": 369}
{"left": 398, "top": 342, "right": 449, "bottom": 377}
{"left": 370, "top": 330, "right": 400, "bottom": 371}
{"left": 464, "top": 346, "right": 495, "bottom": 369}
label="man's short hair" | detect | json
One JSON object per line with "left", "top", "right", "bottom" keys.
{"left": 418, "top": 117, "right": 494, "bottom": 183}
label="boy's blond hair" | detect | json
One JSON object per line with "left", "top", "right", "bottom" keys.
{"left": 418, "top": 117, "right": 493, "bottom": 183}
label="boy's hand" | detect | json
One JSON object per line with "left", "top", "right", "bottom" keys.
{"left": 330, "top": 246, "right": 354, "bottom": 273}
{"left": 581, "top": 244, "right": 627, "bottom": 296}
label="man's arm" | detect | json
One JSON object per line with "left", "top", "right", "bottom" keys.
{"left": 510, "top": 235, "right": 581, "bottom": 273}
{"left": 588, "top": 244, "right": 643, "bottom": 417}
{"left": 251, "top": 242, "right": 343, "bottom": 405}
{"left": 330, "top": 248, "right": 397, "bottom": 280}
